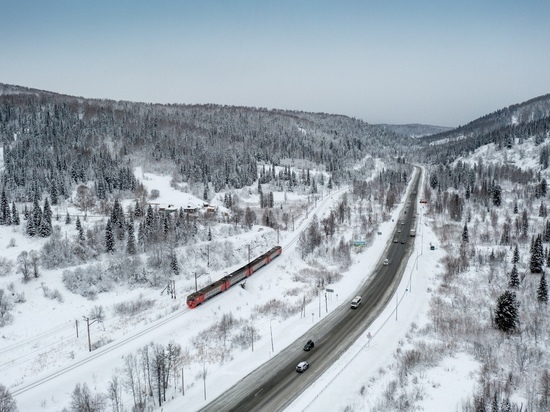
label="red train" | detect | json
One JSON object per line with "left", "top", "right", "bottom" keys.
{"left": 186, "top": 245, "right": 282, "bottom": 308}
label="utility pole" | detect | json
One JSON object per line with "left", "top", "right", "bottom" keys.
{"left": 203, "top": 363, "right": 207, "bottom": 400}
{"left": 83, "top": 316, "right": 98, "bottom": 352}
{"left": 270, "top": 320, "right": 274, "bottom": 352}
{"left": 75, "top": 319, "right": 79, "bottom": 338}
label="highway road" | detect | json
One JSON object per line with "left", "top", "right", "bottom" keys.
{"left": 201, "top": 167, "right": 422, "bottom": 412}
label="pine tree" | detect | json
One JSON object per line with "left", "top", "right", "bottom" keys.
{"left": 531, "top": 234, "right": 544, "bottom": 273}
{"left": 462, "top": 223, "right": 469, "bottom": 243}
{"left": 508, "top": 264, "right": 519, "bottom": 288}
{"left": 513, "top": 202, "right": 518, "bottom": 214}
{"left": 50, "top": 179, "right": 58, "bottom": 205}
{"left": 105, "top": 219, "right": 114, "bottom": 253}
{"left": 38, "top": 218, "right": 51, "bottom": 237}
{"left": 545, "top": 220, "right": 550, "bottom": 243}
{"left": 111, "top": 198, "right": 123, "bottom": 225}
{"left": 492, "top": 185, "right": 502, "bottom": 207}
{"left": 31, "top": 195, "right": 42, "bottom": 234}
{"left": 490, "top": 393, "right": 498, "bottom": 412}
{"left": 127, "top": 217, "right": 136, "bottom": 255}
{"left": 145, "top": 205, "right": 154, "bottom": 228}
{"left": 42, "top": 198, "right": 52, "bottom": 231}
{"left": 429, "top": 173, "right": 438, "bottom": 189}
{"left": 65, "top": 212, "right": 71, "bottom": 225}
{"left": 163, "top": 215, "right": 170, "bottom": 239}
{"left": 134, "top": 200, "right": 142, "bottom": 218}
{"left": 0, "top": 189, "right": 10, "bottom": 225}
{"left": 494, "top": 290, "right": 518, "bottom": 333}
{"left": 11, "top": 202, "right": 19, "bottom": 225}
{"left": 170, "top": 253, "right": 179, "bottom": 276}
{"left": 540, "top": 202, "right": 548, "bottom": 218}
{"left": 512, "top": 244, "right": 519, "bottom": 264}
{"left": 76, "top": 216, "right": 85, "bottom": 243}
{"left": 537, "top": 272, "right": 548, "bottom": 304}
{"left": 137, "top": 221, "right": 146, "bottom": 252}
{"left": 207, "top": 227, "right": 212, "bottom": 241}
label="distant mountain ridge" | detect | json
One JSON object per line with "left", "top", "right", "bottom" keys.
{"left": 0, "top": 83, "right": 77, "bottom": 99}
{"left": 425, "top": 93, "right": 550, "bottom": 144}
{"left": 376, "top": 123, "right": 453, "bottom": 138}
{"left": 417, "top": 93, "right": 550, "bottom": 164}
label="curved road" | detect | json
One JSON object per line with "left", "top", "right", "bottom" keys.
{"left": 201, "top": 167, "right": 421, "bottom": 412}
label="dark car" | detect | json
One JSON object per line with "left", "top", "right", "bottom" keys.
{"left": 303, "top": 340, "right": 315, "bottom": 351}
{"left": 401, "top": 239, "right": 406, "bottom": 244}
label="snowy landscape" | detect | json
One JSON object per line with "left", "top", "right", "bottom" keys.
{"left": 2, "top": 2, "right": 550, "bottom": 411}
{"left": 0, "top": 83, "right": 549, "bottom": 412}
{"left": 1, "top": 161, "right": 475, "bottom": 412}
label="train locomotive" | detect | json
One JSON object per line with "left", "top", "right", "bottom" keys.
{"left": 186, "top": 245, "right": 282, "bottom": 308}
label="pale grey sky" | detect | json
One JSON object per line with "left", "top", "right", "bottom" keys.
{"left": 2, "top": 1, "right": 550, "bottom": 126}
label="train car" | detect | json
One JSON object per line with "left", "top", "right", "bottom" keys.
{"left": 186, "top": 245, "right": 282, "bottom": 308}
{"left": 186, "top": 277, "right": 229, "bottom": 308}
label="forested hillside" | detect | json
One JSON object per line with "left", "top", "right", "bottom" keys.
{"left": 0, "top": 83, "right": 413, "bottom": 203}
{"left": 417, "top": 93, "right": 550, "bottom": 165}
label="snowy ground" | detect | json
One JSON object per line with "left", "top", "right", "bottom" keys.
{"left": 1, "top": 165, "right": 479, "bottom": 412}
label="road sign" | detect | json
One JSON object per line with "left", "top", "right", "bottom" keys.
{"left": 325, "top": 288, "right": 334, "bottom": 293}
{"left": 353, "top": 240, "right": 366, "bottom": 246}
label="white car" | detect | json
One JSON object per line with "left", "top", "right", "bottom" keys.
{"left": 384, "top": 259, "right": 389, "bottom": 266}
{"left": 296, "top": 361, "right": 309, "bottom": 372}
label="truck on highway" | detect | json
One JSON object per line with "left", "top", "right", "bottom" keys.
{"left": 410, "top": 229, "right": 416, "bottom": 237}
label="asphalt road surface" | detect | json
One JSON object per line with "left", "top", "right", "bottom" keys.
{"left": 201, "top": 167, "right": 421, "bottom": 412}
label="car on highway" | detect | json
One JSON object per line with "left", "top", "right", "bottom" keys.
{"left": 303, "top": 340, "right": 315, "bottom": 351}
{"left": 400, "top": 220, "right": 405, "bottom": 225}
{"left": 384, "top": 258, "right": 389, "bottom": 266}
{"left": 401, "top": 239, "right": 406, "bottom": 244}
{"left": 393, "top": 238, "right": 398, "bottom": 243}
{"left": 398, "top": 229, "right": 401, "bottom": 233}
{"left": 296, "top": 361, "right": 309, "bottom": 372}
{"left": 351, "top": 296, "right": 362, "bottom": 309}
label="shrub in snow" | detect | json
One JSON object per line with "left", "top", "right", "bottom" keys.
{"left": 114, "top": 295, "right": 155, "bottom": 317}
{"left": 40, "top": 227, "right": 79, "bottom": 269}
{"left": 149, "top": 189, "right": 160, "bottom": 199}
{"left": 0, "top": 289, "right": 14, "bottom": 327}
{"left": 68, "top": 382, "right": 105, "bottom": 412}
{"left": 62, "top": 264, "right": 113, "bottom": 299}
{"left": 40, "top": 283, "right": 64, "bottom": 303}
{"left": 0, "top": 257, "right": 13, "bottom": 277}
{"left": 0, "top": 383, "right": 18, "bottom": 412}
